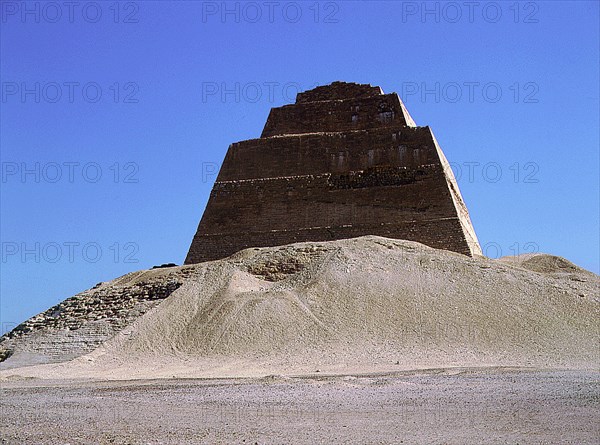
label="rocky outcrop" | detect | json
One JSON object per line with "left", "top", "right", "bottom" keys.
{"left": 0, "top": 265, "right": 201, "bottom": 369}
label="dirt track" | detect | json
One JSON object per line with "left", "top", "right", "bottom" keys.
{"left": 1, "top": 368, "right": 598, "bottom": 445}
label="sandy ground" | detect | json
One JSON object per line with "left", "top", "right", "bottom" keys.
{"left": 2, "top": 237, "right": 598, "bottom": 380}
{"left": 1, "top": 368, "right": 598, "bottom": 444}
{"left": 1, "top": 237, "right": 598, "bottom": 443}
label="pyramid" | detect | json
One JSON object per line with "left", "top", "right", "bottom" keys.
{"left": 185, "top": 82, "right": 481, "bottom": 264}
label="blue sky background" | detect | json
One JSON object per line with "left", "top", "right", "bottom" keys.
{"left": 1, "top": 1, "right": 599, "bottom": 332}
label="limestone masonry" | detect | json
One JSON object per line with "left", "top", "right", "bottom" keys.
{"left": 185, "top": 82, "right": 481, "bottom": 263}
{"left": 0, "top": 266, "right": 198, "bottom": 367}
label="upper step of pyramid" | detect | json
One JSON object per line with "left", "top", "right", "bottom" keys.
{"left": 261, "top": 81, "right": 417, "bottom": 137}
{"left": 296, "top": 81, "right": 383, "bottom": 103}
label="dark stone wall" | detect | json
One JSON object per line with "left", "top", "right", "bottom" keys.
{"left": 187, "top": 218, "right": 473, "bottom": 264}
{"left": 261, "top": 93, "right": 414, "bottom": 137}
{"left": 185, "top": 82, "right": 481, "bottom": 264}
{"left": 221, "top": 126, "right": 436, "bottom": 181}
{"left": 296, "top": 81, "right": 383, "bottom": 103}
{"left": 199, "top": 164, "right": 452, "bottom": 232}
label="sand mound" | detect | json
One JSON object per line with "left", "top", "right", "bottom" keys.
{"left": 498, "top": 253, "right": 591, "bottom": 275}
{"left": 1, "top": 236, "right": 598, "bottom": 380}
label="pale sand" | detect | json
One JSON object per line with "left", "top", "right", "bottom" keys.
{"left": 1, "top": 369, "right": 598, "bottom": 444}
{"left": 1, "top": 236, "right": 598, "bottom": 443}
{"left": 1, "top": 236, "right": 598, "bottom": 381}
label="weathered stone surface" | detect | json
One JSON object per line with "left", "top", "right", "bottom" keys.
{"left": 0, "top": 266, "right": 200, "bottom": 369}
{"left": 185, "top": 81, "right": 481, "bottom": 264}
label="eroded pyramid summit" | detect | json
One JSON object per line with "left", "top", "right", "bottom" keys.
{"left": 186, "top": 81, "right": 481, "bottom": 263}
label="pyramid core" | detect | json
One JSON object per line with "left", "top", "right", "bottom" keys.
{"left": 185, "top": 81, "right": 481, "bottom": 264}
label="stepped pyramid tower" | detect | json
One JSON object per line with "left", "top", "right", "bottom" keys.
{"left": 185, "top": 82, "right": 481, "bottom": 264}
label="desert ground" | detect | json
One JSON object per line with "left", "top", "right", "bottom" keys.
{"left": 1, "top": 237, "right": 598, "bottom": 443}
{"left": 2, "top": 369, "right": 598, "bottom": 444}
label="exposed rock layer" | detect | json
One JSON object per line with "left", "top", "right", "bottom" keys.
{"left": 0, "top": 266, "right": 199, "bottom": 369}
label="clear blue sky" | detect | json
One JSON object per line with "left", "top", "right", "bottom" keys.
{"left": 1, "top": 1, "right": 599, "bottom": 332}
